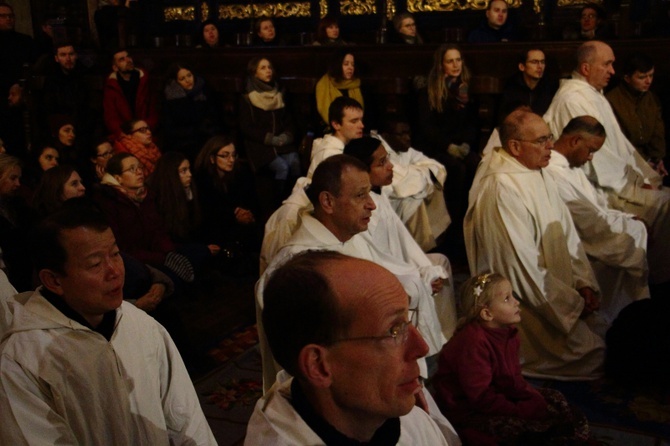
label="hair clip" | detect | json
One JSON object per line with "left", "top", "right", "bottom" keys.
{"left": 473, "top": 273, "right": 492, "bottom": 300}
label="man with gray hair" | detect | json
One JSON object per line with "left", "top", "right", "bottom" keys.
{"left": 544, "top": 40, "right": 670, "bottom": 285}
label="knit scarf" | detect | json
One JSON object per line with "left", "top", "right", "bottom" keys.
{"left": 316, "top": 74, "right": 364, "bottom": 123}
{"left": 101, "top": 172, "right": 148, "bottom": 203}
{"left": 446, "top": 76, "right": 469, "bottom": 110}
{"left": 114, "top": 135, "right": 161, "bottom": 176}
{"left": 246, "top": 77, "right": 285, "bottom": 111}
{"left": 164, "top": 76, "right": 207, "bottom": 101}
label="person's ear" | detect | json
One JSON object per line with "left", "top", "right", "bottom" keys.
{"left": 623, "top": 74, "right": 631, "bottom": 85}
{"left": 39, "top": 269, "right": 64, "bottom": 296}
{"left": 508, "top": 139, "right": 523, "bottom": 157}
{"left": 479, "top": 306, "right": 493, "bottom": 322}
{"left": 518, "top": 62, "right": 526, "bottom": 73}
{"left": 319, "top": 191, "right": 335, "bottom": 214}
{"left": 298, "top": 344, "right": 332, "bottom": 388}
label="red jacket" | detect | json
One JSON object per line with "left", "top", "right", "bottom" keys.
{"left": 433, "top": 322, "right": 548, "bottom": 424}
{"left": 103, "top": 68, "right": 159, "bottom": 137}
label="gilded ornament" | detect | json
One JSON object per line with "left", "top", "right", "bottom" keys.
{"left": 164, "top": 6, "right": 196, "bottom": 22}
{"left": 340, "top": 0, "right": 377, "bottom": 16}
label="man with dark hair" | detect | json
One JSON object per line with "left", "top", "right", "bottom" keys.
{"left": 0, "top": 201, "right": 215, "bottom": 444}
{"left": 247, "top": 251, "right": 451, "bottom": 445}
{"left": 466, "top": 109, "right": 605, "bottom": 380}
{"left": 258, "top": 155, "right": 447, "bottom": 389}
{"left": 344, "top": 136, "right": 457, "bottom": 340}
{"left": 468, "top": 0, "right": 517, "bottom": 43}
{"left": 378, "top": 115, "right": 450, "bottom": 251}
{"left": 545, "top": 41, "right": 670, "bottom": 285}
{"left": 606, "top": 53, "right": 666, "bottom": 175}
{"left": 307, "top": 96, "right": 364, "bottom": 178}
{"left": 41, "top": 43, "right": 94, "bottom": 146}
{"left": 499, "top": 48, "right": 558, "bottom": 121}
{"left": 545, "top": 115, "right": 651, "bottom": 323}
{"left": 103, "top": 48, "right": 158, "bottom": 137}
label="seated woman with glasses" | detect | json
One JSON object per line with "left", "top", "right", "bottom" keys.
{"left": 194, "top": 135, "right": 261, "bottom": 270}
{"left": 93, "top": 153, "right": 196, "bottom": 284}
{"left": 114, "top": 119, "right": 161, "bottom": 176}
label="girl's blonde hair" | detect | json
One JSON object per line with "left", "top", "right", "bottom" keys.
{"left": 456, "top": 272, "right": 508, "bottom": 330}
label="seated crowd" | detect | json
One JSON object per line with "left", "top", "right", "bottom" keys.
{"left": 1, "top": 0, "right": 669, "bottom": 441}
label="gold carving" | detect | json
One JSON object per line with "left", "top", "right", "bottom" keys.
{"left": 164, "top": 6, "right": 196, "bottom": 21}
{"left": 386, "top": 0, "right": 396, "bottom": 21}
{"left": 201, "top": 1, "right": 209, "bottom": 21}
{"left": 320, "top": 0, "right": 329, "bottom": 17}
{"left": 408, "top": 0, "right": 520, "bottom": 13}
{"left": 219, "top": 2, "right": 311, "bottom": 19}
{"left": 340, "top": 0, "right": 377, "bottom": 16}
{"left": 557, "top": 0, "right": 602, "bottom": 5}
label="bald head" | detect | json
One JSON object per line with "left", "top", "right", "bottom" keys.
{"left": 500, "top": 110, "right": 554, "bottom": 170}
{"left": 576, "top": 41, "right": 615, "bottom": 90}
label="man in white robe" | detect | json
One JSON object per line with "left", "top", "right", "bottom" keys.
{"left": 465, "top": 110, "right": 605, "bottom": 380}
{"left": 246, "top": 251, "right": 456, "bottom": 445}
{"left": 545, "top": 116, "right": 649, "bottom": 323}
{"left": 260, "top": 96, "right": 364, "bottom": 273}
{"left": 258, "top": 156, "right": 446, "bottom": 390}
{"left": 376, "top": 118, "right": 451, "bottom": 252}
{"left": 344, "top": 137, "right": 457, "bottom": 340}
{"left": 543, "top": 41, "right": 670, "bottom": 283}
{"left": 307, "top": 96, "right": 364, "bottom": 178}
{"left": 0, "top": 205, "right": 215, "bottom": 445}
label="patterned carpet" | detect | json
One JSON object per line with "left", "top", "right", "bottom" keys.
{"left": 195, "top": 325, "right": 261, "bottom": 446}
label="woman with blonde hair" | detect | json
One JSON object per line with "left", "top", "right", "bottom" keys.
{"left": 416, "top": 45, "right": 480, "bottom": 234}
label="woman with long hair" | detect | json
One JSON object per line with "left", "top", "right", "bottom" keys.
{"left": 416, "top": 45, "right": 480, "bottom": 238}
{"left": 239, "top": 56, "right": 300, "bottom": 202}
{"left": 162, "top": 63, "right": 222, "bottom": 159}
{"left": 194, "top": 135, "right": 261, "bottom": 261}
{"left": 32, "top": 164, "right": 86, "bottom": 216}
{"left": 315, "top": 49, "right": 364, "bottom": 126}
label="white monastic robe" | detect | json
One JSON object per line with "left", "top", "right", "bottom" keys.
{"left": 367, "top": 191, "right": 457, "bottom": 340}
{"left": 245, "top": 371, "right": 455, "bottom": 446}
{"left": 260, "top": 177, "right": 312, "bottom": 275}
{"left": 375, "top": 134, "right": 451, "bottom": 251}
{"left": 544, "top": 73, "right": 670, "bottom": 283}
{"left": 257, "top": 215, "right": 445, "bottom": 390}
{"left": 307, "top": 134, "right": 345, "bottom": 179}
{"left": 545, "top": 150, "right": 649, "bottom": 323}
{"left": 465, "top": 147, "right": 605, "bottom": 380}
{"left": 544, "top": 73, "right": 661, "bottom": 192}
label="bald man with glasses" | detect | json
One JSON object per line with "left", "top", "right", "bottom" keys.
{"left": 246, "top": 250, "right": 454, "bottom": 445}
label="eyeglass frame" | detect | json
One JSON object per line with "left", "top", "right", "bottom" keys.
{"left": 513, "top": 133, "right": 554, "bottom": 146}
{"left": 121, "top": 163, "right": 144, "bottom": 174}
{"left": 326, "top": 307, "right": 419, "bottom": 347}
{"left": 216, "top": 152, "right": 237, "bottom": 160}
{"left": 131, "top": 126, "right": 151, "bottom": 134}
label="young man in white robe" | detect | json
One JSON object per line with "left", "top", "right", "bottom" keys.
{"left": 465, "top": 110, "right": 605, "bottom": 380}
{"left": 246, "top": 251, "right": 458, "bottom": 446}
{"left": 545, "top": 115, "right": 649, "bottom": 324}
{"left": 543, "top": 40, "right": 670, "bottom": 284}
{"left": 344, "top": 136, "right": 457, "bottom": 340}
